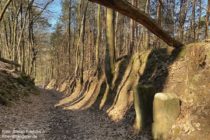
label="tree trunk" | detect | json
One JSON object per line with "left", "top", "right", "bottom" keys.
{"left": 143, "top": 0, "right": 150, "bottom": 49}
{"left": 88, "top": 0, "right": 183, "bottom": 48}
{"left": 206, "top": 0, "right": 210, "bottom": 39}
{"left": 107, "top": 8, "right": 116, "bottom": 72}
{"left": 156, "top": 0, "right": 162, "bottom": 48}
{"left": 129, "top": 0, "right": 135, "bottom": 55}
{"left": 100, "top": 8, "right": 116, "bottom": 109}
{"left": 75, "top": 0, "right": 83, "bottom": 79}
{"left": 197, "top": 0, "right": 202, "bottom": 40}
{"left": 191, "top": 0, "right": 196, "bottom": 41}
{"left": 178, "top": 0, "right": 189, "bottom": 42}
{"left": 96, "top": 5, "right": 101, "bottom": 71}
{"left": 68, "top": 0, "right": 72, "bottom": 75}
{"left": 0, "top": 0, "right": 13, "bottom": 22}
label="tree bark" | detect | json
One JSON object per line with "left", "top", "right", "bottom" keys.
{"left": 129, "top": 0, "right": 135, "bottom": 55}
{"left": 106, "top": 8, "right": 115, "bottom": 73}
{"left": 0, "top": 0, "right": 13, "bottom": 22}
{"left": 197, "top": 0, "right": 202, "bottom": 40}
{"left": 88, "top": 0, "right": 183, "bottom": 48}
{"left": 104, "top": 8, "right": 116, "bottom": 87}
{"left": 80, "top": 2, "right": 88, "bottom": 84}
{"left": 0, "top": 57, "right": 20, "bottom": 67}
{"left": 69, "top": 0, "right": 72, "bottom": 74}
{"left": 206, "top": 0, "right": 210, "bottom": 39}
{"left": 96, "top": 5, "right": 101, "bottom": 71}
{"left": 191, "top": 0, "right": 196, "bottom": 41}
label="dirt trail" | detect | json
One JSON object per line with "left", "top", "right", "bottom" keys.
{"left": 0, "top": 89, "right": 150, "bottom": 140}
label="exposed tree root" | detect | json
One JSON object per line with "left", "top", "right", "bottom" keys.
{"left": 57, "top": 80, "right": 69, "bottom": 93}
{"left": 55, "top": 80, "right": 82, "bottom": 107}
{"left": 99, "top": 83, "right": 111, "bottom": 109}
{"left": 99, "top": 57, "right": 129, "bottom": 110}
{"left": 107, "top": 57, "right": 134, "bottom": 112}
{"left": 64, "top": 78, "right": 99, "bottom": 110}
{"left": 63, "top": 74, "right": 107, "bottom": 110}
{"left": 133, "top": 85, "right": 142, "bottom": 134}
{"left": 45, "top": 79, "right": 56, "bottom": 90}
{"left": 107, "top": 51, "right": 151, "bottom": 122}
{"left": 64, "top": 77, "right": 77, "bottom": 96}
{"left": 55, "top": 51, "right": 151, "bottom": 123}
{"left": 62, "top": 78, "right": 93, "bottom": 107}
{"left": 55, "top": 51, "right": 152, "bottom": 124}
{"left": 56, "top": 78, "right": 66, "bottom": 90}
{"left": 81, "top": 75, "right": 106, "bottom": 110}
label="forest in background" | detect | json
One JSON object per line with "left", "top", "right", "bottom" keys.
{"left": 0, "top": 0, "right": 210, "bottom": 139}
{"left": 0, "top": 0, "right": 209, "bottom": 85}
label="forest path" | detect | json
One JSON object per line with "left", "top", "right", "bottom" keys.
{"left": 0, "top": 89, "right": 149, "bottom": 140}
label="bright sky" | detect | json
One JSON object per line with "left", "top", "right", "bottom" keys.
{"left": 46, "top": 0, "right": 62, "bottom": 30}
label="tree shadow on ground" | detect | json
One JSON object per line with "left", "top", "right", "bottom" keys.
{"left": 136, "top": 47, "right": 183, "bottom": 138}
{"left": 40, "top": 88, "right": 142, "bottom": 140}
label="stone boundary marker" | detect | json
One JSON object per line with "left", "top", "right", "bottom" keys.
{"left": 152, "top": 93, "right": 180, "bottom": 140}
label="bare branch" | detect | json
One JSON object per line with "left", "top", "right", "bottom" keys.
{"left": 0, "top": 0, "right": 13, "bottom": 22}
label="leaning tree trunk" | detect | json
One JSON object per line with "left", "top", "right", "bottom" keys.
{"left": 88, "top": 0, "right": 183, "bottom": 48}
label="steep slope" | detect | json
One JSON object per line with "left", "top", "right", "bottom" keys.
{"left": 164, "top": 42, "right": 210, "bottom": 139}
{"left": 0, "top": 60, "right": 38, "bottom": 106}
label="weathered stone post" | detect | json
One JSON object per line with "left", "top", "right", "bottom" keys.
{"left": 152, "top": 93, "right": 180, "bottom": 140}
